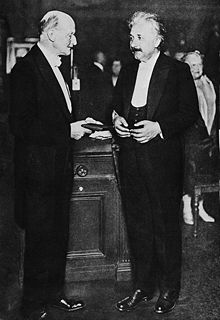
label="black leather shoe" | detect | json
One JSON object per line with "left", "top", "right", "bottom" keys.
{"left": 154, "top": 290, "right": 179, "bottom": 314}
{"left": 49, "top": 297, "right": 85, "bottom": 312}
{"left": 116, "top": 289, "right": 153, "bottom": 312}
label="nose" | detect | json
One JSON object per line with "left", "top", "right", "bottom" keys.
{"left": 71, "top": 35, "right": 77, "bottom": 46}
{"left": 69, "top": 35, "right": 77, "bottom": 47}
{"left": 130, "top": 37, "right": 138, "bottom": 48}
{"left": 193, "top": 66, "right": 199, "bottom": 72}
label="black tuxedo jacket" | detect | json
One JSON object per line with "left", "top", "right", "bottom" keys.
{"left": 112, "top": 54, "right": 200, "bottom": 293}
{"left": 9, "top": 45, "right": 74, "bottom": 228}
{"left": 9, "top": 44, "right": 73, "bottom": 146}
{"left": 113, "top": 52, "right": 199, "bottom": 139}
{"left": 113, "top": 52, "right": 200, "bottom": 194}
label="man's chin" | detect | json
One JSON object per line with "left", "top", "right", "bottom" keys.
{"left": 133, "top": 51, "right": 143, "bottom": 60}
{"left": 63, "top": 48, "right": 72, "bottom": 56}
{"left": 194, "top": 74, "right": 202, "bottom": 80}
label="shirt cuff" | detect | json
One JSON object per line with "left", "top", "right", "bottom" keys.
{"left": 156, "top": 122, "right": 164, "bottom": 139}
{"left": 112, "top": 110, "right": 119, "bottom": 123}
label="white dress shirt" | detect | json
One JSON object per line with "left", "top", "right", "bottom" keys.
{"left": 131, "top": 51, "right": 160, "bottom": 107}
{"left": 112, "top": 75, "right": 118, "bottom": 87}
{"left": 37, "top": 42, "right": 72, "bottom": 113}
{"left": 93, "top": 62, "right": 104, "bottom": 72}
{"left": 131, "top": 51, "right": 163, "bottom": 138}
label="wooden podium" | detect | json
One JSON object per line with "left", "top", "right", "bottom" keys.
{"left": 65, "top": 137, "right": 131, "bottom": 281}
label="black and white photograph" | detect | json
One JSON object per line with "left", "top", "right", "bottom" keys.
{"left": 0, "top": 1, "right": 219, "bottom": 319}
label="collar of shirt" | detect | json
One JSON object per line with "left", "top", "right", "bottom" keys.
{"left": 138, "top": 50, "right": 160, "bottom": 72}
{"left": 94, "top": 62, "right": 104, "bottom": 72}
{"left": 131, "top": 51, "right": 160, "bottom": 107}
{"left": 37, "top": 42, "right": 72, "bottom": 113}
{"left": 37, "top": 42, "right": 61, "bottom": 67}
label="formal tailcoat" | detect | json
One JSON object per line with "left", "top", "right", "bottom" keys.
{"left": 9, "top": 44, "right": 74, "bottom": 302}
{"left": 113, "top": 52, "right": 199, "bottom": 293}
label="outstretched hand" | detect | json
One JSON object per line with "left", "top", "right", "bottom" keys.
{"left": 70, "top": 118, "right": 104, "bottom": 140}
{"left": 70, "top": 120, "right": 91, "bottom": 140}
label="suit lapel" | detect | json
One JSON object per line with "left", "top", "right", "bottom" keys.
{"left": 124, "top": 60, "right": 139, "bottom": 119}
{"left": 31, "top": 45, "right": 72, "bottom": 120}
{"left": 147, "top": 53, "right": 170, "bottom": 120}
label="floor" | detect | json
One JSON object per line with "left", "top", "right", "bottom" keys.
{"left": 54, "top": 203, "right": 220, "bottom": 320}
{"left": 0, "top": 116, "right": 220, "bottom": 320}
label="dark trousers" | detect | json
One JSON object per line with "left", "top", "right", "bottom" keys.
{"left": 119, "top": 138, "right": 182, "bottom": 294}
{"left": 15, "top": 145, "right": 73, "bottom": 310}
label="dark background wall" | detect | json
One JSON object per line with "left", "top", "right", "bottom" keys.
{"left": 1, "top": 0, "right": 220, "bottom": 65}
{"left": 0, "top": 3, "right": 219, "bottom": 317}
{"left": 0, "top": 0, "right": 219, "bottom": 124}
{"left": 0, "top": 0, "right": 219, "bottom": 122}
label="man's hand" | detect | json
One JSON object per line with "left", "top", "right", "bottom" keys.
{"left": 85, "top": 117, "right": 103, "bottom": 125}
{"left": 130, "top": 120, "right": 161, "bottom": 143}
{"left": 113, "top": 115, "right": 131, "bottom": 138}
{"left": 70, "top": 120, "right": 92, "bottom": 140}
{"left": 89, "top": 130, "right": 112, "bottom": 140}
{"left": 70, "top": 118, "right": 104, "bottom": 140}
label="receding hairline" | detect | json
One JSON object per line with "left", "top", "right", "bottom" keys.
{"left": 39, "top": 10, "right": 75, "bottom": 34}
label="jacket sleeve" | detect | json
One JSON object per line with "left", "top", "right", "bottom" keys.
{"left": 9, "top": 60, "right": 53, "bottom": 144}
{"left": 111, "top": 66, "right": 125, "bottom": 117}
{"left": 158, "top": 63, "right": 200, "bottom": 139}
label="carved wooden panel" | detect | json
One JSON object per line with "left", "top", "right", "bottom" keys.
{"left": 66, "top": 138, "right": 124, "bottom": 281}
{"left": 69, "top": 193, "right": 105, "bottom": 256}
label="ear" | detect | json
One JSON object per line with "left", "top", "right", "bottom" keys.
{"left": 155, "top": 36, "right": 162, "bottom": 48}
{"left": 47, "top": 29, "right": 56, "bottom": 42}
